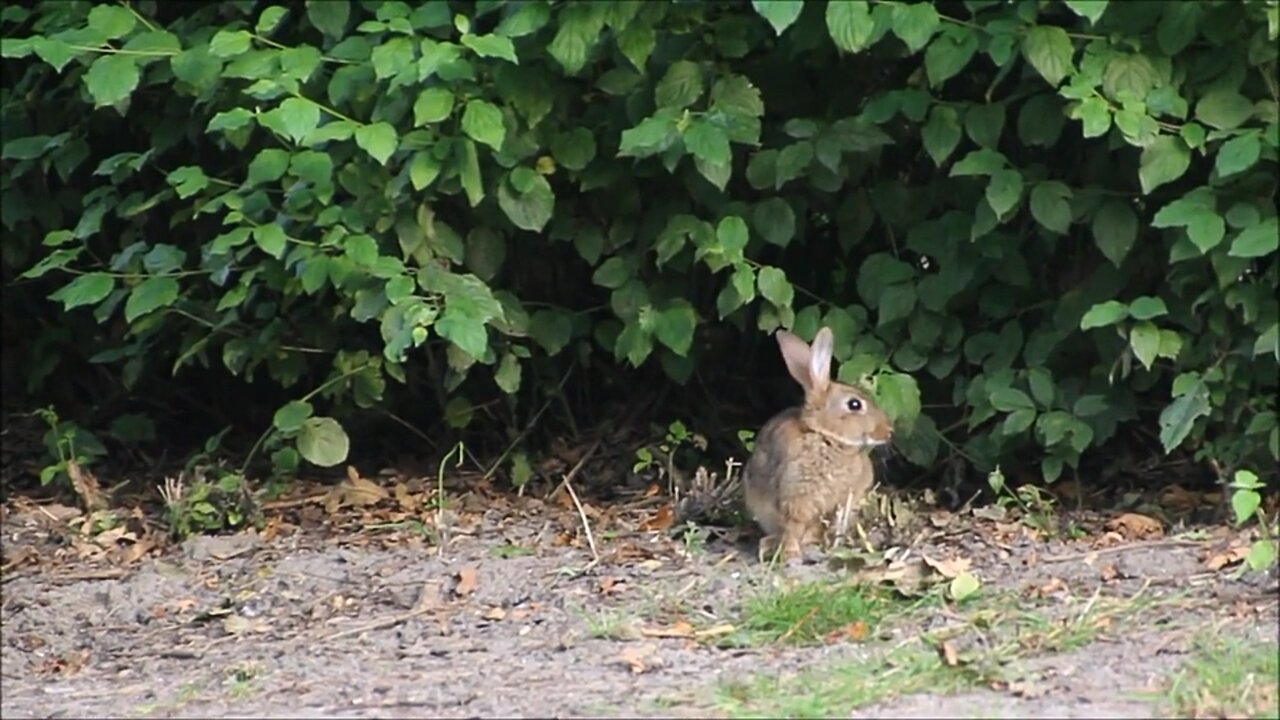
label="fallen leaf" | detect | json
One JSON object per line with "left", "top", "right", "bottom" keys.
{"left": 927, "top": 510, "right": 954, "bottom": 528}
{"left": 393, "top": 483, "right": 417, "bottom": 511}
{"left": 598, "top": 577, "right": 626, "bottom": 595}
{"left": 482, "top": 606, "right": 507, "bottom": 621}
{"left": 638, "top": 559, "right": 663, "bottom": 571}
{"left": 455, "top": 566, "right": 479, "bottom": 597}
{"left": 640, "top": 621, "right": 694, "bottom": 639}
{"left": 641, "top": 504, "right": 674, "bottom": 532}
{"left": 644, "top": 483, "right": 661, "bottom": 498}
{"left": 223, "top": 615, "right": 271, "bottom": 635}
{"left": 616, "top": 643, "right": 658, "bottom": 674}
{"left": 824, "top": 621, "right": 868, "bottom": 644}
{"left": 921, "top": 554, "right": 972, "bottom": 579}
{"left": 67, "top": 460, "right": 108, "bottom": 512}
{"left": 1106, "top": 512, "right": 1163, "bottom": 539}
{"left": 693, "top": 623, "right": 736, "bottom": 639}
{"left": 939, "top": 640, "right": 959, "bottom": 666}
{"left": 1099, "top": 563, "right": 1119, "bottom": 581}
{"left": 1205, "top": 545, "right": 1251, "bottom": 571}
{"left": 323, "top": 470, "right": 390, "bottom": 514}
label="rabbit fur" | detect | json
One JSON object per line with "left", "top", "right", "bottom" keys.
{"left": 743, "top": 326, "right": 894, "bottom": 562}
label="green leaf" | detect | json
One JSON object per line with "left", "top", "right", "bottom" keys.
{"left": 1128, "top": 296, "right": 1168, "bottom": 320}
{"left": 1255, "top": 324, "right": 1279, "bottom": 360}
{"left": 1215, "top": 134, "right": 1261, "bottom": 178}
{"left": 413, "top": 87, "right": 455, "bottom": 126}
{"left": 1102, "top": 53, "right": 1157, "bottom": 102}
{"left": 922, "top": 106, "right": 961, "bottom": 165}
{"left": 616, "top": 23, "right": 655, "bottom": 71}
{"left": 254, "top": 224, "right": 288, "bottom": 259}
{"left": 297, "top": 417, "right": 350, "bottom": 467}
{"left": 461, "top": 33, "right": 518, "bottom": 64}
{"left": 1029, "top": 181, "right": 1072, "bottom": 234}
{"left": 209, "top": 29, "right": 252, "bottom": 58}
{"left": 873, "top": 372, "right": 921, "bottom": 427}
{"left": 551, "top": 128, "right": 597, "bottom": 171}
{"left": 877, "top": 284, "right": 917, "bottom": 327}
{"left": 619, "top": 114, "right": 676, "bottom": 158}
{"left": 497, "top": 172, "right": 554, "bottom": 232}
{"left": 88, "top": 5, "right": 138, "bottom": 38}
{"left": 753, "top": 0, "right": 803, "bottom": 35}
{"left": 654, "top": 300, "right": 697, "bottom": 356}
{"left": 1130, "top": 320, "right": 1160, "bottom": 370}
{"left": 459, "top": 139, "right": 484, "bottom": 207}
{"left": 1022, "top": 25, "right": 1074, "bottom": 88}
{"left": 825, "top": 0, "right": 873, "bottom": 53}
{"left": 1092, "top": 200, "right": 1137, "bottom": 267}
{"left": 684, "top": 120, "right": 731, "bottom": 167}
{"left": 1003, "top": 408, "right": 1037, "bottom": 435}
{"left": 752, "top": 198, "right": 796, "bottom": 247}
{"left": 1195, "top": 90, "right": 1254, "bottom": 131}
{"left": 949, "top": 148, "right": 1005, "bottom": 176}
{"left": 168, "top": 166, "right": 209, "bottom": 199}
{"left": 257, "top": 6, "right": 289, "bottom": 34}
{"left": 355, "top": 122, "right": 398, "bottom": 165}
{"left": 275, "top": 97, "right": 321, "bottom": 145}
{"left": 1138, "top": 136, "right": 1190, "bottom": 195}
{"left": 50, "top": 273, "right": 115, "bottom": 311}
{"left": 593, "top": 257, "right": 630, "bottom": 289}
{"left": 925, "top": 26, "right": 978, "bottom": 87}
{"left": 990, "top": 387, "right": 1035, "bottom": 412}
{"left": 757, "top": 266, "right": 794, "bottom": 308}
{"left": 985, "top": 169, "right": 1024, "bottom": 218}
{"left": 494, "top": 352, "right": 522, "bottom": 394}
{"left": 774, "top": 142, "right": 813, "bottom": 189}
{"left": 496, "top": 2, "right": 550, "bottom": 37}
{"left": 408, "top": 152, "right": 441, "bottom": 190}
{"left": 84, "top": 55, "right": 140, "bottom": 107}
{"left": 529, "top": 309, "right": 573, "bottom": 355}
{"left": 1152, "top": 196, "right": 1225, "bottom": 254}
{"left": 1157, "top": 3, "right": 1200, "bottom": 55}
{"left": 247, "top": 148, "right": 290, "bottom": 186}
{"left": 1027, "top": 368, "right": 1054, "bottom": 407}
{"left": 371, "top": 37, "right": 414, "bottom": 80}
{"left": 465, "top": 228, "right": 506, "bottom": 282}
{"left": 273, "top": 400, "right": 314, "bottom": 433}
{"left": 1229, "top": 218, "right": 1279, "bottom": 258}
{"left": 306, "top": 0, "right": 350, "bottom": 38}
{"left": 124, "top": 276, "right": 179, "bottom": 323}
{"left": 1080, "top": 300, "right": 1127, "bottom": 329}
{"left": 657, "top": 61, "right": 704, "bottom": 111}
{"left": 891, "top": 2, "right": 939, "bottom": 53}
{"left": 437, "top": 309, "right": 490, "bottom": 360}
{"left": 462, "top": 99, "right": 506, "bottom": 151}
{"left": 1158, "top": 382, "right": 1209, "bottom": 453}
{"left": 1064, "top": 0, "right": 1109, "bottom": 24}
{"left": 547, "top": 4, "right": 602, "bottom": 75}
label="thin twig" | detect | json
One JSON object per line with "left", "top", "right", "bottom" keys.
{"left": 562, "top": 466, "right": 600, "bottom": 564}
{"left": 1040, "top": 538, "right": 1208, "bottom": 564}
{"left": 483, "top": 364, "right": 575, "bottom": 482}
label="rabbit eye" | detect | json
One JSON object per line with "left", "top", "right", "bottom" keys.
{"left": 845, "top": 397, "right": 863, "bottom": 412}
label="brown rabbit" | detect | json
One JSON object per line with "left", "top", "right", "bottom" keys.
{"left": 743, "top": 326, "right": 894, "bottom": 563}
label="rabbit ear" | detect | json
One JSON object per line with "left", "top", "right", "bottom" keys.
{"left": 808, "top": 327, "right": 833, "bottom": 394}
{"left": 776, "top": 330, "right": 815, "bottom": 392}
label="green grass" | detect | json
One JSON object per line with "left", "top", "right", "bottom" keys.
{"left": 732, "top": 579, "right": 899, "bottom": 646}
{"left": 1162, "top": 632, "right": 1280, "bottom": 720}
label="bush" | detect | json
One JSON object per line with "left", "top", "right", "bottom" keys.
{"left": 2, "top": 0, "right": 1276, "bottom": 488}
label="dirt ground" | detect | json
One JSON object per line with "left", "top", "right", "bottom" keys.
{"left": 2, "top": 481, "right": 1277, "bottom": 719}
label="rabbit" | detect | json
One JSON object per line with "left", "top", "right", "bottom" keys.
{"left": 743, "top": 325, "right": 894, "bottom": 564}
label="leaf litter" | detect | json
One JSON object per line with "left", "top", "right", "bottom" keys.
{"left": 1, "top": 454, "right": 1276, "bottom": 719}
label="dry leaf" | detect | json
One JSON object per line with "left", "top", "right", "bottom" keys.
{"left": 455, "top": 566, "right": 479, "bottom": 597}
{"left": 323, "top": 471, "right": 390, "bottom": 514}
{"left": 482, "top": 606, "right": 507, "bottom": 621}
{"left": 921, "top": 554, "right": 972, "bottom": 579}
{"left": 67, "top": 460, "right": 108, "bottom": 512}
{"left": 1205, "top": 545, "right": 1251, "bottom": 571}
{"left": 616, "top": 644, "right": 658, "bottom": 674}
{"left": 1099, "top": 563, "right": 1119, "bottom": 581}
{"left": 598, "top": 577, "right": 626, "bottom": 595}
{"left": 1106, "top": 512, "right": 1163, "bottom": 539}
{"left": 223, "top": 615, "right": 271, "bottom": 635}
{"left": 640, "top": 621, "right": 694, "bottom": 639}
{"left": 824, "top": 621, "right": 868, "bottom": 644}
{"left": 393, "top": 483, "right": 417, "bottom": 511}
{"left": 693, "top": 624, "right": 736, "bottom": 639}
{"left": 643, "top": 483, "right": 661, "bottom": 498}
{"left": 939, "top": 640, "right": 959, "bottom": 667}
{"left": 641, "top": 504, "right": 674, "bottom": 532}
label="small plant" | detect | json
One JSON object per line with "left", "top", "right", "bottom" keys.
{"left": 740, "top": 581, "right": 888, "bottom": 646}
{"left": 677, "top": 522, "right": 709, "bottom": 556}
{"left": 987, "top": 466, "right": 1060, "bottom": 536}
{"left": 634, "top": 419, "right": 708, "bottom": 477}
{"left": 35, "top": 406, "right": 107, "bottom": 488}
{"left": 160, "top": 471, "right": 258, "bottom": 539}
{"left": 1227, "top": 469, "right": 1278, "bottom": 573}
